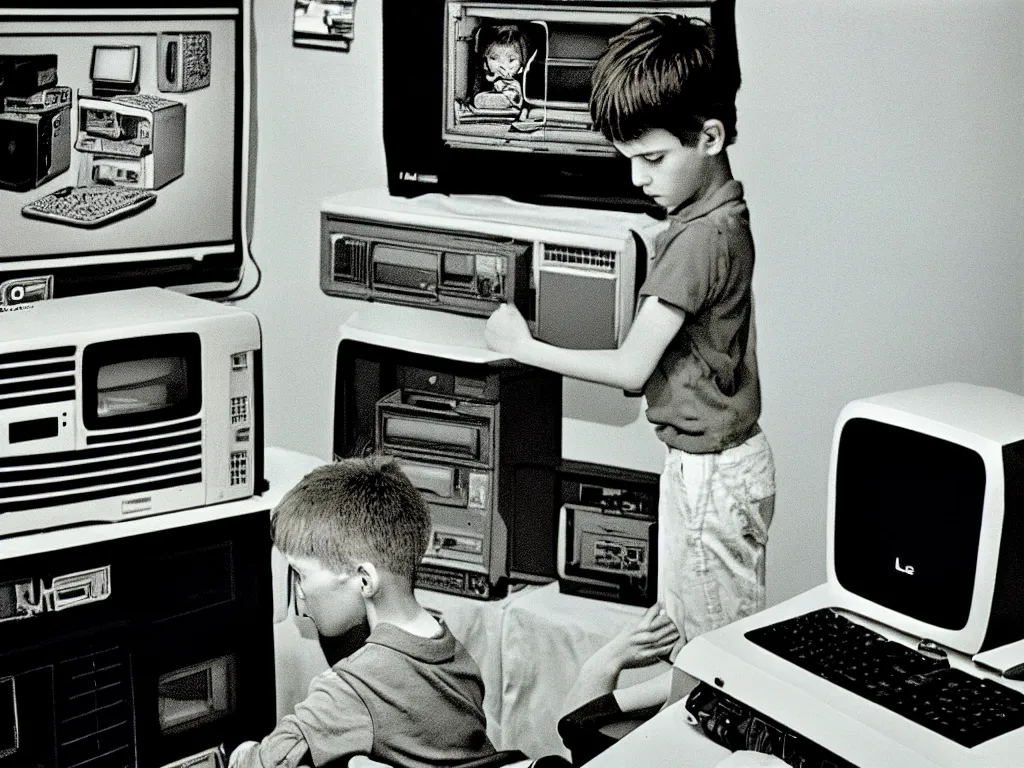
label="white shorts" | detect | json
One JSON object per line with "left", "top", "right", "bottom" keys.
{"left": 657, "top": 429, "right": 776, "bottom": 659}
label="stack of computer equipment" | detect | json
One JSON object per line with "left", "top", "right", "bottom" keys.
{"left": 0, "top": 287, "right": 270, "bottom": 768}
{"left": 333, "top": 326, "right": 562, "bottom": 599}
{"left": 322, "top": 1, "right": 725, "bottom": 602}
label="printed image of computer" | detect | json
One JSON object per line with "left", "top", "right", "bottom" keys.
{"left": 673, "top": 382, "right": 1024, "bottom": 768}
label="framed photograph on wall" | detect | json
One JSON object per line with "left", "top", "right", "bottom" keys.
{"left": 293, "top": 0, "right": 355, "bottom": 52}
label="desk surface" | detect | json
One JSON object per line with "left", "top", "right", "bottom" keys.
{"left": 583, "top": 698, "right": 730, "bottom": 768}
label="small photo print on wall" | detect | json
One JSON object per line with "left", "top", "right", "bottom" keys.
{"left": 294, "top": 1, "right": 355, "bottom": 52}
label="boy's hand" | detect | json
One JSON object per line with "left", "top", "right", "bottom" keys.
{"left": 485, "top": 303, "right": 531, "bottom": 355}
{"left": 604, "top": 603, "right": 680, "bottom": 670}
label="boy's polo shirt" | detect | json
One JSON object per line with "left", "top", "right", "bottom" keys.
{"left": 639, "top": 179, "right": 761, "bottom": 454}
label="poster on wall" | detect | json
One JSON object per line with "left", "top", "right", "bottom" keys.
{"left": 293, "top": 0, "right": 355, "bottom": 52}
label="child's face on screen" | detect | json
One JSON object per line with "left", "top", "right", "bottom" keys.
{"left": 484, "top": 43, "right": 523, "bottom": 80}
{"left": 288, "top": 554, "right": 366, "bottom": 637}
{"left": 614, "top": 128, "right": 708, "bottom": 212}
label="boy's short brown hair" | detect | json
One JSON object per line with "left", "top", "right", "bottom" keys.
{"left": 271, "top": 456, "right": 430, "bottom": 579}
{"left": 590, "top": 14, "right": 739, "bottom": 146}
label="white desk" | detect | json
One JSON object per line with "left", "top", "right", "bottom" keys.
{"left": 583, "top": 699, "right": 730, "bottom": 768}
{"left": 498, "top": 583, "right": 666, "bottom": 759}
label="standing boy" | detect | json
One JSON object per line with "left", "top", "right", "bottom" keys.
{"left": 229, "top": 457, "right": 495, "bottom": 768}
{"left": 485, "top": 10, "right": 775, "bottom": 715}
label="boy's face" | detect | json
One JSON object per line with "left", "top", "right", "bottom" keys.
{"left": 614, "top": 128, "right": 707, "bottom": 212}
{"left": 484, "top": 43, "right": 522, "bottom": 79}
{"left": 288, "top": 554, "right": 366, "bottom": 637}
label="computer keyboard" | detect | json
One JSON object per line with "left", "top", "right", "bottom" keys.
{"left": 22, "top": 185, "right": 156, "bottom": 228}
{"left": 745, "top": 608, "right": 1024, "bottom": 747}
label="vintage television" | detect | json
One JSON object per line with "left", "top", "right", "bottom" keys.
{"left": 322, "top": 188, "right": 656, "bottom": 350}
{"left": 0, "top": 287, "right": 264, "bottom": 539}
{"left": 557, "top": 459, "right": 659, "bottom": 607}
{"left": 828, "top": 382, "right": 1024, "bottom": 655}
{"left": 0, "top": 1, "right": 255, "bottom": 305}
{"left": 334, "top": 325, "right": 562, "bottom": 599}
{"left": 383, "top": 0, "right": 737, "bottom": 213}
{"left": 0, "top": 509, "right": 275, "bottom": 768}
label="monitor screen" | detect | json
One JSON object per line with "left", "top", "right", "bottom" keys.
{"left": 833, "top": 417, "right": 987, "bottom": 630}
{"left": 90, "top": 45, "right": 139, "bottom": 85}
{"left": 96, "top": 356, "right": 190, "bottom": 416}
{"left": 0, "top": 2, "right": 254, "bottom": 303}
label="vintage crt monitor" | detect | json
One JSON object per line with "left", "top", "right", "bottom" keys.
{"left": 334, "top": 312, "right": 562, "bottom": 598}
{"left": 0, "top": 287, "right": 264, "bottom": 539}
{"left": 89, "top": 44, "right": 140, "bottom": 98}
{"left": 383, "top": 0, "right": 734, "bottom": 213}
{"left": 0, "top": 509, "right": 275, "bottom": 768}
{"left": 557, "top": 459, "right": 659, "bottom": 606}
{"left": 0, "top": 2, "right": 255, "bottom": 304}
{"left": 322, "top": 188, "right": 655, "bottom": 350}
{"left": 827, "top": 382, "right": 1024, "bottom": 654}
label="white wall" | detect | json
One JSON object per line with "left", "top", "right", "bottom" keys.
{"left": 241, "top": 0, "right": 1024, "bottom": 606}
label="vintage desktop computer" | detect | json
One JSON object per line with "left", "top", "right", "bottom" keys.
{"left": 333, "top": 313, "right": 562, "bottom": 599}
{"left": 673, "top": 383, "right": 1024, "bottom": 768}
{"left": 0, "top": 287, "right": 271, "bottom": 767}
{"left": 321, "top": 188, "right": 656, "bottom": 350}
{"left": 0, "top": 288, "right": 264, "bottom": 539}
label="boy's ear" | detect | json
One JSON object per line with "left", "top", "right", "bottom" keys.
{"left": 355, "top": 562, "right": 380, "bottom": 598}
{"left": 699, "top": 119, "right": 726, "bottom": 156}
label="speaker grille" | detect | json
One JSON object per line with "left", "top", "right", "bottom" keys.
{"left": 0, "top": 345, "right": 76, "bottom": 410}
{"left": 541, "top": 244, "right": 616, "bottom": 272}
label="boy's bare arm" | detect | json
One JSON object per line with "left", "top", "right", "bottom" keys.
{"left": 485, "top": 296, "right": 684, "bottom": 391}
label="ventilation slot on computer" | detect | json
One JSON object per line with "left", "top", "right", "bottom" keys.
{"left": 541, "top": 244, "right": 617, "bottom": 272}
{"left": 229, "top": 450, "right": 247, "bottom": 487}
{"left": 333, "top": 236, "right": 370, "bottom": 283}
{"left": 230, "top": 396, "right": 249, "bottom": 425}
{"left": 55, "top": 646, "right": 136, "bottom": 768}
{"left": 0, "top": 425, "right": 204, "bottom": 515}
{"left": 0, "top": 345, "right": 77, "bottom": 411}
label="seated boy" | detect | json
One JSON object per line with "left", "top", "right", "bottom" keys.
{"left": 229, "top": 456, "right": 495, "bottom": 768}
